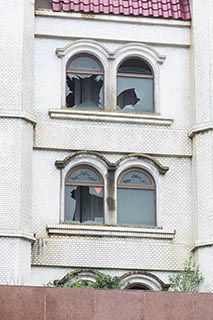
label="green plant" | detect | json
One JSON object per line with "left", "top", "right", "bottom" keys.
{"left": 92, "top": 273, "right": 121, "bottom": 289}
{"left": 169, "top": 257, "right": 204, "bottom": 293}
{"left": 50, "top": 272, "right": 121, "bottom": 289}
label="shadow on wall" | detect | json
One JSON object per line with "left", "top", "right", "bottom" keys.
{"left": 35, "top": 0, "right": 52, "bottom": 10}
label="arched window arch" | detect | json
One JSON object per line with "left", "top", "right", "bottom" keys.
{"left": 66, "top": 54, "right": 104, "bottom": 110}
{"left": 120, "top": 271, "right": 169, "bottom": 291}
{"left": 117, "top": 168, "right": 156, "bottom": 226}
{"left": 65, "top": 165, "right": 104, "bottom": 224}
{"left": 117, "top": 57, "right": 154, "bottom": 113}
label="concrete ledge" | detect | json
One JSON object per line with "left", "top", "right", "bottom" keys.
{"left": 49, "top": 109, "right": 174, "bottom": 126}
{"left": 0, "top": 229, "right": 35, "bottom": 242}
{"left": 47, "top": 224, "right": 176, "bottom": 240}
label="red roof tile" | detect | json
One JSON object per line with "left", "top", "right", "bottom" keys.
{"left": 52, "top": 0, "right": 191, "bottom": 20}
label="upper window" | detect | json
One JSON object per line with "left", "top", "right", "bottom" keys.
{"left": 57, "top": 41, "right": 166, "bottom": 114}
{"left": 117, "top": 58, "right": 154, "bottom": 113}
{"left": 117, "top": 169, "right": 156, "bottom": 226}
{"left": 66, "top": 54, "right": 104, "bottom": 110}
{"left": 65, "top": 165, "right": 104, "bottom": 224}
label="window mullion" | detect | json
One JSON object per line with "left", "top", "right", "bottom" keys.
{"left": 105, "top": 166, "right": 117, "bottom": 224}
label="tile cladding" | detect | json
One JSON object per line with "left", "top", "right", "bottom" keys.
{"left": 52, "top": 0, "right": 191, "bottom": 20}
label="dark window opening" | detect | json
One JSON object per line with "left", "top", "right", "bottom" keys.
{"left": 65, "top": 166, "right": 104, "bottom": 224}
{"left": 117, "top": 58, "right": 154, "bottom": 113}
{"left": 128, "top": 284, "right": 151, "bottom": 291}
{"left": 66, "top": 55, "right": 104, "bottom": 109}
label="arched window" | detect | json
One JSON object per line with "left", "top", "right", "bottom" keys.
{"left": 117, "top": 168, "right": 156, "bottom": 226}
{"left": 117, "top": 58, "right": 154, "bottom": 112}
{"left": 66, "top": 54, "right": 104, "bottom": 109}
{"left": 65, "top": 166, "right": 104, "bottom": 224}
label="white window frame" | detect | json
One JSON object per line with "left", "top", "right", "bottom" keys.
{"left": 56, "top": 40, "right": 110, "bottom": 109}
{"left": 115, "top": 157, "right": 161, "bottom": 227}
{"left": 59, "top": 154, "right": 108, "bottom": 223}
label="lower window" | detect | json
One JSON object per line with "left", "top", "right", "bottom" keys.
{"left": 65, "top": 166, "right": 104, "bottom": 224}
{"left": 63, "top": 162, "right": 157, "bottom": 227}
{"left": 117, "top": 169, "right": 156, "bottom": 226}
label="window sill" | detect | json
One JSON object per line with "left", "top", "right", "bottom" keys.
{"left": 48, "top": 108, "right": 174, "bottom": 126}
{"left": 47, "top": 224, "right": 176, "bottom": 240}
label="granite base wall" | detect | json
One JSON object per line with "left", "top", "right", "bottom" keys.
{"left": 0, "top": 286, "right": 212, "bottom": 320}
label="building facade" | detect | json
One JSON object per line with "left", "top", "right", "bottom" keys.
{"left": 0, "top": 0, "right": 212, "bottom": 292}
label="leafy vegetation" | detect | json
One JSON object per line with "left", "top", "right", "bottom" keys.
{"left": 169, "top": 257, "right": 204, "bottom": 293}
{"left": 50, "top": 272, "right": 122, "bottom": 289}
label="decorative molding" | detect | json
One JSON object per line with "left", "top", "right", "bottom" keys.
{"left": 188, "top": 122, "right": 213, "bottom": 138}
{"left": 191, "top": 241, "right": 213, "bottom": 252}
{"left": 56, "top": 39, "right": 110, "bottom": 59}
{"left": 0, "top": 109, "right": 37, "bottom": 126}
{"left": 114, "top": 43, "right": 166, "bottom": 65}
{"left": 47, "top": 224, "right": 176, "bottom": 240}
{"left": 55, "top": 151, "right": 111, "bottom": 169}
{"left": 115, "top": 154, "right": 169, "bottom": 175}
{"left": 55, "top": 151, "right": 169, "bottom": 174}
{"left": 0, "top": 229, "right": 35, "bottom": 242}
{"left": 49, "top": 108, "right": 174, "bottom": 126}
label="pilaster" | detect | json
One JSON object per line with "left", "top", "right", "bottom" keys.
{"left": 0, "top": 0, "right": 35, "bottom": 284}
{"left": 190, "top": 0, "right": 213, "bottom": 291}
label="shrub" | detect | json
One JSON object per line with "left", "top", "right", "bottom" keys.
{"left": 169, "top": 257, "right": 204, "bottom": 293}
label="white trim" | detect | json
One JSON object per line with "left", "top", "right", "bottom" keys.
{"left": 188, "top": 122, "right": 213, "bottom": 138}
{"left": 0, "top": 229, "right": 35, "bottom": 242}
{"left": 191, "top": 241, "right": 213, "bottom": 252}
{"left": 47, "top": 224, "right": 175, "bottom": 240}
{"left": 115, "top": 157, "right": 161, "bottom": 227}
{"left": 35, "top": 10, "right": 191, "bottom": 28}
{"left": 0, "top": 110, "right": 37, "bottom": 126}
{"left": 49, "top": 108, "right": 174, "bottom": 126}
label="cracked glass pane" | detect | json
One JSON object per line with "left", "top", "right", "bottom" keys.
{"left": 66, "top": 74, "right": 103, "bottom": 109}
{"left": 66, "top": 55, "right": 104, "bottom": 109}
{"left": 65, "top": 185, "right": 104, "bottom": 223}
{"left": 117, "top": 77, "right": 154, "bottom": 112}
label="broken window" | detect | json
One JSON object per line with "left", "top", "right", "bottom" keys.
{"left": 117, "top": 58, "right": 154, "bottom": 112}
{"left": 65, "top": 166, "right": 104, "bottom": 224}
{"left": 66, "top": 55, "right": 104, "bottom": 109}
{"left": 117, "top": 169, "right": 156, "bottom": 226}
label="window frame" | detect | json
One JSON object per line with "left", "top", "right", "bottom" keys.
{"left": 117, "top": 168, "right": 156, "bottom": 227}
{"left": 59, "top": 155, "right": 108, "bottom": 224}
{"left": 64, "top": 165, "right": 105, "bottom": 224}
{"left": 66, "top": 54, "right": 104, "bottom": 110}
{"left": 115, "top": 158, "right": 161, "bottom": 227}
{"left": 116, "top": 57, "right": 155, "bottom": 113}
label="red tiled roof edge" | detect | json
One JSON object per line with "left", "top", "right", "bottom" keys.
{"left": 52, "top": 0, "right": 191, "bottom": 21}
